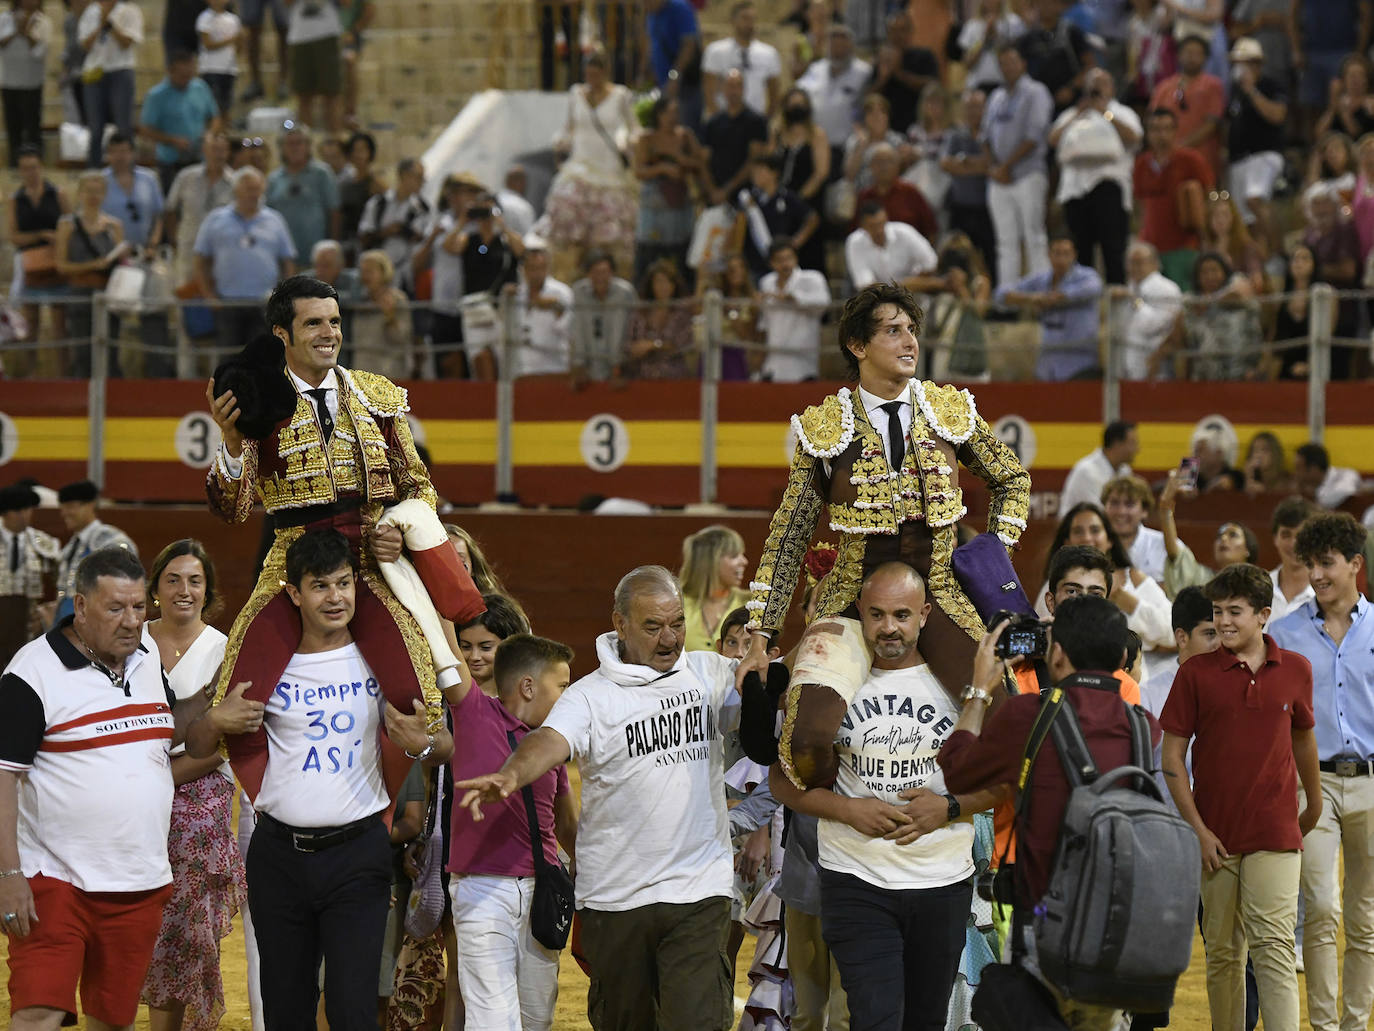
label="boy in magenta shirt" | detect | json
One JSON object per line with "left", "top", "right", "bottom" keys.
{"left": 447, "top": 634, "right": 578, "bottom": 1030}
{"left": 1160, "top": 563, "right": 1321, "bottom": 1031}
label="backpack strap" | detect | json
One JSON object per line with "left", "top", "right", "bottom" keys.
{"left": 1004, "top": 685, "right": 1067, "bottom": 964}
{"left": 1047, "top": 695, "right": 1099, "bottom": 788}
{"left": 1125, "top": 702, "right": 1158, "bottom": 793}
{"left": 997, "top": 685, "right": 1068, "bottom": 874}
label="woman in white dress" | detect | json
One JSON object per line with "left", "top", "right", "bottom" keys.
{"left": 139, "top": 539, "right": 248, "bottom": 1031}
{"left": 541, "top": 47, "right": 639, "bottom": 283}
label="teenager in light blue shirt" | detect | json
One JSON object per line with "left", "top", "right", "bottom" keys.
{"left": 1269, "top": 511, "right": 1374, "bottom": 1031}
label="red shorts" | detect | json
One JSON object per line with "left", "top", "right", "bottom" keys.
{"left": 7, "top": 874, "right": 172, "bottom": 1025}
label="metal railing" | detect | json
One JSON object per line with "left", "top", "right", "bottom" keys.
{"left": 5, "top": 282, "right": 1362, "bottom": 501}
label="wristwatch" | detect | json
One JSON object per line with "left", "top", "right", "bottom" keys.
{"left": 405, "top": 734, "right": 436, "bottom": 762}
{"left": 960, "top": 684, "right": 993, "bottom": 707}
{"left": 944, "top": 794, "right": 961, "bottom": 823}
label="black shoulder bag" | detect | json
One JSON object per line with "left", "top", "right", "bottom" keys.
{"left": 507, "top": 730, "right": 575, "bottom": 950}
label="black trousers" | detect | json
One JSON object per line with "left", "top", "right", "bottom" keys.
{"left": 1063, "top": 180, "right": 1130, "bottom": 285}
{"left": 2, "top": 88, "right": 40, "bottom": 166}
{"left": 215, "top": 305, "right": 268, "bottom": 359}
{"left": 821, "top": 868, "right": 972, "bottom": 1031}
{"left": 245, "top": 814, "right": 392, "bottom": 1031}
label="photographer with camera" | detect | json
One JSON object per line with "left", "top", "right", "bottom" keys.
{"left": 452, "top": 192, "right": 523, "bottom": 381}
{"left": 939, "top": 594, "right": 1167, "bottom": 1031}
{"left": 983, "top": 546, "right": 1144, "bottom": 909}
{"left": 1047, "top": 69, "right": 1140, "bottom": 286}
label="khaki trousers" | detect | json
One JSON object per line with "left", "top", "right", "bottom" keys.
{"left": 784, "top": 907, "right": 849, "bottom": 1031}
{"left": 1199, "top": 850, "right": 1300, "bottom": 1031}
{"left": 1301, "top": 771, "right": 1374, "bottom": 1031}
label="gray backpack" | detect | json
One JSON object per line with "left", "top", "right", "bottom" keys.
{"left": 1023, "top": 688, "right": 1200, "bottom": 1013}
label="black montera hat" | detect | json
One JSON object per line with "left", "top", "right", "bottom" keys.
{"left": 57, "top": 480, "right": 99, "bottom": 504}
{"left": 210, "top": 334, "right": 298, "bottom": 441}
{"left": 0, "top": 484, "right": 38, "bottom": 513}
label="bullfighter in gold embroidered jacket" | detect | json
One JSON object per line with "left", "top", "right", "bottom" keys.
{"left": 203, "top": 276, "right": 484, "bottom": 803}
{"left": 741, "top": 284, "right": 1030, "bottom": 789}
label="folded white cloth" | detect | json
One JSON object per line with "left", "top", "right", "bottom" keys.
{"left": 376, "top": 499, "right": 461, "bottom": 687}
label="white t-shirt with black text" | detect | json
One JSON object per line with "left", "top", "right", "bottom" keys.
{"left": 818, "top": 663, "right": 974, "bottom": 890}
{"left": 542, "top": 632, "right": 740, "bottom": 912}
{"left": 255, "top": 642, "right": 388, "bottom": 828}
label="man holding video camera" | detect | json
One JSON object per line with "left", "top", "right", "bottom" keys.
{"left": 938, "top": 594, "right": 1163, "bottom": 1030}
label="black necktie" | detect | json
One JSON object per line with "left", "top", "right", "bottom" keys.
{"left": 9, "top": 534, "right": 18, "bottom": 574}
{"left": 307, "top": 388, "right": 334, "bottom": 442}
{"left": 881, "top": 400, "right": 906, "bottom": 470}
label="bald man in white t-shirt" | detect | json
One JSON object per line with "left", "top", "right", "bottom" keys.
{"left": 771, "top": 563, "right": 1003, "bottom": 1031}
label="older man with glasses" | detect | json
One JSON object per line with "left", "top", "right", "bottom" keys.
{"left": 193, "top": 165, "right": 296, "bottom": 364}
{"left": 100, "top": 130, "right": 163, "bottom": 252}
{"left": 266, "top": 123, "right": 340, "bottom": 268}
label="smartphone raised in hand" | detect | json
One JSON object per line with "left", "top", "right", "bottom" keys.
{"left": 1177, "top": 456, "right": 1200, "bottom": 493}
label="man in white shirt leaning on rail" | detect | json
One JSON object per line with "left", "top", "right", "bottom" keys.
{"left": 458, "top": 565, "right": 744, "bottom": 1031}
{"left": 758, "top": 237, "right": 830, "bottom": 381}
{"left": 845, "top": 200, "right": 938, "bottom": 292}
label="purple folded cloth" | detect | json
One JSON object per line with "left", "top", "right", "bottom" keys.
{"left": 952, "top": 531, "right": 1033, "bottom": 623}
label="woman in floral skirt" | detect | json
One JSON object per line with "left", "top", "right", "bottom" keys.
{"left": 541, "top": 47, "right": 639, "bottom": 283}
{"left": 140, "top": 539, "right": 247, "bottom": 1031}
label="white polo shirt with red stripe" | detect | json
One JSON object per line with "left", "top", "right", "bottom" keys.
{"left": 0, "top": 619, "right": 176, "bottom": 893}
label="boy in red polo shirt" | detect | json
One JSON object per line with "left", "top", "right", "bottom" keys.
{"left": 1160, "top": 563, "right": 1321, "bottom": 1031}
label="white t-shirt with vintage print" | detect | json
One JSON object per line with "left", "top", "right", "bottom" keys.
{"left": 818, "top": 663, "right": 975, "bottom": 890}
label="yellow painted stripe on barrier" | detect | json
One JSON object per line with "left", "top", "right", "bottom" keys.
{"left": 511, "top": 421, "right": 703, "bottom": 466}
{"left": 1134, "top": 424, "right": 1314, "bottom": 470}
{"left": 12, "top": 417, "right": 89, "bottom": 461}
{"left": 99, "top": 418, "right": 503, "bottom": 465}
{"left": 1324, "top": 426, "right": 1374, "bottom": 467}
{"left": 413, "top": 421, "right": 499, "bottom": 464}
{"left": 105, "top": 419, "right": 182, "bottom": 461}
{"left": 40, "top": 416, "right": 1374, "bottom": 475}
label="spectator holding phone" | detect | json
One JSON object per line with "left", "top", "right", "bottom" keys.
{"left": 1158, "top": 463, "right": 1262, "bottom": 598}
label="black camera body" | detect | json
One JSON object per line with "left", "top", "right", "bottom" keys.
{"left": 976, "top": 864, "right": 1015, "bottom": 905}
{"left": 988, "top": 610, "right": 1050, "bottom": 660}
